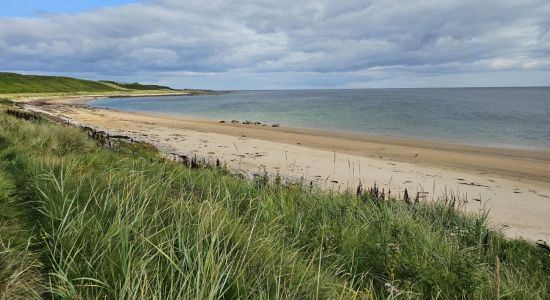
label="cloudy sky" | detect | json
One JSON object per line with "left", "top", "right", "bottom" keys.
{"left": 1, "top": 0, "right": 549, "bottom": 89}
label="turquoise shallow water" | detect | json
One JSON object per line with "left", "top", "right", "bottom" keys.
{"left": 90, "top": 88, "right": 550, "bottom": 150}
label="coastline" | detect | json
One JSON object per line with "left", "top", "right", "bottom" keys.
{"left": 21, "top": 96, "right": 550, "bottom": 242}
{"left": 63, "top": 95, "right": 550, "bottom": 183}
{"left": 90, "top": 98, "right": 550, "bottom": 152}
{"left": 6, "top": 89, "right": 218, "bottom": 104}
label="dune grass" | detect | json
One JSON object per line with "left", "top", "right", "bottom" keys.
{"left": 0, "top": 103, "right": 549, "bottom": 299}
{"left": 0, "top": 99, "right": 14, "bottom": 106}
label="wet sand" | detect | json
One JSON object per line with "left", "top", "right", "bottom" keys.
{"left": 22, "top": 96, "right": 550, "bottom": 242}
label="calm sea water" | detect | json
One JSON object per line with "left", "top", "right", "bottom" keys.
{"left": 90, "top": 88, "right": 550, "bottom": 150}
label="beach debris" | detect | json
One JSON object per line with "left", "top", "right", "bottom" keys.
{"left": 459, "top": 182, "right": 489, "bottom": 188}
{"left": 243, "top": 120, "right": 252, "bottom": 124}
{"left": 272, "top": 123, "right": 280, "bottom": 127}
{"left": 219, "top": 120, "right": 226, "bottom": 123}
{"left": 110, "top": 134, "right": 131, "bottom": 140}
{"left": 231, "top": 120, "right": 239, "bottom": 123}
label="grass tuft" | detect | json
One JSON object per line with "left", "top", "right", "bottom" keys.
{"left": 0, "top": 99, "right": 14, "bottom": 106}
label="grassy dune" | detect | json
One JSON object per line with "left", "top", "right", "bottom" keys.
{"left": 0, "top": 73, "right": 215, "bottom": 101}
{"left": 0, "top": 101, "right": 549, "bottom": 299}
{"left": 0, "top": 73, "right": 118, "bottom": 94}
{"left": 99, "top": 80, "right": 175, "bottom": 91}
{"left": 0, "top": 73, "right": 180, "bottom": 94}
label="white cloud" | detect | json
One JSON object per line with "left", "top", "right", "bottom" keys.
{"left": 0, "top": 0, "right": 549, "bottom": 89}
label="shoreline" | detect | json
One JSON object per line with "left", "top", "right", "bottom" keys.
{"left": 89, "top": 101, "right": 550, "bottom": 153}
{"left": 60, "top": 95, "right": 550, "bottom": 163}
{"left": 96, "top": 109, "right": 550, "bottom": 183}
{"left": 7, "top": 89, "right": 218, "bottom": 104}
{"left": 74, "top": 96, "right": 550, "bottom": 184}
{"left": 89, "top": 91, "right": 550, "bottom": 151}
{"left": 21, "top": 95, "right": 550, "bottom": 242}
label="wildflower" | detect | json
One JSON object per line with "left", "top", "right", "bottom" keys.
{"left": 387, "top": 243, "right": 400, "bottom": 254}
{"left": 385, "top": 282, "right": 399, "bottom": 295}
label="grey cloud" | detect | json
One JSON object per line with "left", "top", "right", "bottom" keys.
{"left": 0, "top": 0, "right": 549, "bottom": 88}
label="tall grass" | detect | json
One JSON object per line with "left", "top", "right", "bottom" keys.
{"left": 0, "top": 107, "right": 549, "bottom": 299}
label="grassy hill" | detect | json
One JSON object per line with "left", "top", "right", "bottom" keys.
{"left": 0, "top": 102, "right": 549, "bottom": 298}
{"left": 0, "top": 73, "right": 118, "bottom": 93}
{"left": 99, "top": 80, "right": 174, "bottom": 91}
{"left": 0, "top": 73, "right": 178, "bottom": 94}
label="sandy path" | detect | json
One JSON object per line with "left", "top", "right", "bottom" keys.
{"left": 23, "top": 99, "right": 550, "bottom": 242}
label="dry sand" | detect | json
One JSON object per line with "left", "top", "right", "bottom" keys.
{"left": 22, "top": 97, "right": 550, "bottom": 242}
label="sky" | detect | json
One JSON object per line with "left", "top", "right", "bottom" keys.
{"left": 0, "top": 0, "right": 138, "bottom": 17}
{"left": 0, "top": 0, "right": 549, "bottom": 90}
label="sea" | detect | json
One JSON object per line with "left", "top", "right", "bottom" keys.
{"left": 90, "top": 87, "right": 550, "bottom": 150}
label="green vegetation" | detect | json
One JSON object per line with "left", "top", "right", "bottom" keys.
{"left": 99, "top": 80, "right": 174, "bottom": 91}
{"left": 0, "top": 73, "right": 117, "bottom": 94}
{"left": 0, "top": 73, "right": 178, "bottom": 94}
{"left": 0, "top": 103, "right": 549, "bottom": 299}
{"left": 0, "top": 98, "right": 14, "bottom": 106}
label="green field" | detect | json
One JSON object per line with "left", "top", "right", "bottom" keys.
{"left": 99, "top": 80, "right": 174, "bottom": 91}
{"left": 0, "top": 73, "right": 118, "bottom": 93}
{"left": 0, "top": 73, "right": 177, "bottom": 94}
{"left": 0, "top": 101, "right": 549, "bottom": 299}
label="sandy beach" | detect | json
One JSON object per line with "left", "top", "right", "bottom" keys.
{"left": 21, "top": 96, "right": 550, "bottom": 242}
